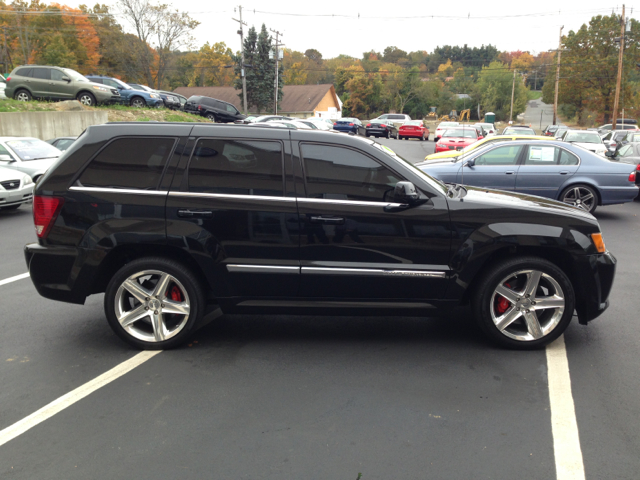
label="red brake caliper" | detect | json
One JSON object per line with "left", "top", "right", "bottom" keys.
{"left": 169, "top": 285, "right": 182, "bottom": 302}
{"left": 495, "top": 283, "right": 512, "bottom": 315}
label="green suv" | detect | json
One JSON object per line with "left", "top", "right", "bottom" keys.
{"left": 4, "top": 65, "right": 120, "bottom": 106}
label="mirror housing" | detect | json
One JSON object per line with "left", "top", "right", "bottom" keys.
{"left": 464, "top": 158, "right": 475, "bottom": 167}
{"left": 0, "top": 154, "right": 14, "bottom": 162}
{"left": 393, "top": 181, "right": 420, "bottom": 204}
{"left": 62, "top": 76, "right": 71, "bottom": 83}
{"left": 605, "top": 150, "right": 614, "bottom": 158}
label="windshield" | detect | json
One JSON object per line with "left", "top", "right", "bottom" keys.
{"left": 111, "top": 78, "right": 131, "bottom": 89}
{"left": 405, "top": 121, "right": 423, "bottom": 126}
{"left": 504, "top": 128, "right": 535, "bottom": 135}
{"left": 443, "top": 129, "right": 477, "bottom": 139}
{"left": 62, "top": 68, "right": 89, "bottom": 82}
{"left": 566, "top": 132, "right": 602, "bottom": 144}
{"left": 438, "top": 122, "right": 458, "bottom": 128}
{"left": 7, "top": 139, "right": 61, "bottom": 161}
{"left": 371, "top": 142, "right": 448, "bottom": 194}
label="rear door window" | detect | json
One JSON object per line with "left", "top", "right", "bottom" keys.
{"left": 31, "top": 68, "right": 51, "bottom": 80}
{"left": 187, "top": 139, "right": 284, "bottom": 196}
{"left": 15, "top": 68, "right": 33, "bottom": 77}
{"left": 77, "top": 137, "right": 176, "bottom": 190}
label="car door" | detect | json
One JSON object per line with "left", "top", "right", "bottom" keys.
{"left": 29, "top": 67, "right": 50, "bottom": 98}
{"left": 293, "top": 138, "right": 451, "bottom": 300}
{"left": 515, "top": 145, "right": 580, "bottom": 199}
{"left": 48, "top": 69, "right": 73, "bottom": 99}
{"left": 461, "top": 144, "right": 524, "bottom": 191}
{"left": 165, "top": 127, "right": 301, "bottom": 298}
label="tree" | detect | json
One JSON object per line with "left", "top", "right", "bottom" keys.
{"left": 475, "top": 61, "right": 528, "bottom": 121}
{"left": 190, "top": 42, "right": 233, "bottom": 87}
{"left": 37, "top": 33, "right": 77, "bottom": 68}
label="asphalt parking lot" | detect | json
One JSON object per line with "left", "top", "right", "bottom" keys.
{"left": 1, "top": 137, "right": 639, "bottom": 479}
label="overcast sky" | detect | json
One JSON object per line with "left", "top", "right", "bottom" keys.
{"left": 67, "top": 0, "right": 634, "bottom": 59}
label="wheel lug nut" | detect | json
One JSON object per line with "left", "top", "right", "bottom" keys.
{"left": 145, "top": 307, "right": 149, "bottom": 310}
{"left": 161, "top": 304, "right": 165, "bottom": 308}
{"left": 146, "top": 297, "right": 149, "bottom": 301}
{"left": 516, "top": 307, "right": 520, "bottom": 311}
{"left": 154, "top": 310, "right": 158, "bottom": 314}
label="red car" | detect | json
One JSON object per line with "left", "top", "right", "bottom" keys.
{"left": 434, "top": 127, "right": 479, "bottom": 153}
{"left": 398, "top": 120, "right": 429, "bottom": 141}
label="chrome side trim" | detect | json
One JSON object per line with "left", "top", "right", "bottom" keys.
{"left": 237, "top": 300, "right": 436, "bottom": 309}
{"left": 226, "top": 264, "right": 300, "bottom": 274}
{"left": 169, "top": 191, "right": 296, "bottom": 202}
{"left": 301, "top": 267, "right": 446, "bottom": 278}
{"left": 69, "top": 186, "right": 168, "bottom": 196}
{"left": 296, "top": 197, "right": 403, "bottom": 207}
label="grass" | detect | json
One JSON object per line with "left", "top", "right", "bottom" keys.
{"left": 0, "top": 98, "right": 57, "bottom": 113}
{"left": 528, "top": 90, "right": 542, "bottom": 101}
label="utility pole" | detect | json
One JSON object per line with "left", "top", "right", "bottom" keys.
{"left": 270, "top": 29, "right": 283, "bottom": 115}
{"left": 233, "top": 6, "right": 248, "bottom": 115}
{"left": 553, "top": 25, "right": 564, "bottom": 126}
{"left": 509, "top": 70, "right": 516, "bottom": 123}
{"left": 612, "top": 4, "right": 625, "bottom": 131}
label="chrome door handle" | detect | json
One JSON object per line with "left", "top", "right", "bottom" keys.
{"left": 309, "top": 216, "right": 345, "bottom": 225}
{"left": 505, "top": 171, "right": 515, "bottom": 175}
{"left": 178, "top": 209, "right": 213, "bottom": 218}
{"left": 559, "top": 171, "right": 569, "bottom": 175}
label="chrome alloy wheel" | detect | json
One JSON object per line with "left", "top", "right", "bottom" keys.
{"left": 16, "top": 92, "right": 30, "bottom": 101}
{"left": 489, "top": 269, "right": 565, "bottom": 342}
{"left": 114, "top": 270, "right": 191, "bottom": 343}
{"left": 561, "top": 186, "right": 596, "bottom": 212}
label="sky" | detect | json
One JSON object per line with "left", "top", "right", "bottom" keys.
{"left": 63, "top": 0, "right": 635, "bottom": 59}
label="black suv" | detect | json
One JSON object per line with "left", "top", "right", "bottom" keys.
{"left": 184, "top": 95, "right": 246, "bottom": 123}
{"left": 25, "top": 123, "right": 616, "bottom": 350}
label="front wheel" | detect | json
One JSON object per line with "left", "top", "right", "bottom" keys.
{"left": 559, "top": 184, "right": 598, "bottom": 214}
{"left": 77, "top": 92, "right": 96, "bottom": 106}
{"left": 104, "top": 257, "right": 206, "bottom": 349}
{"left": 130, "top": 97, "right": 145, "bottom": 108}
{"left": 472, "top": 256, "right": 575, "bottom": 349}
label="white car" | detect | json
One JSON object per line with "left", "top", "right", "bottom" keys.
{"left": 559, "top": 130, "right": 607, "bottom": 156}
{"left": 474, "top": 122, "right": 496, "bottom": 135}
{"left": 0, "top": 165, "right": 34, "bottom": 210}
{"left": 303, "top": 117, "right": 333, "bottom": 130}
{"left": 373, "top": 113, "right": 411, "bottom": 125}
{"left": 0, "top": 137, "right": 62, "bottom": 183}
{"left": 266, "top": 119, "right": 313, "bottom": 130}
{"left": 434, "top": 121, "right": 460, "bottom": 142}
{"left": 0, "top": 74, "right": 6, "bottom": 99}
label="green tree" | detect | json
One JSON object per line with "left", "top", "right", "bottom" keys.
{"left": 475, "top": 61, "right": 528, "bottom": 121}
{"left": 37, "top": 33, "right": 77, "bottom": 69}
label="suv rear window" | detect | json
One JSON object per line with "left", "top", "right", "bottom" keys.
{"left": 15, "top": 68, "right": 32, "bottom": 77}
{"left": 187, "top": 139, "right": 284, "bottom": 196}
{"left": 77, "top": 137, "right": 175, "bottom": 190}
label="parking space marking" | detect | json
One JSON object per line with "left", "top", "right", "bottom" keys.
{"left": 547, "top": 335, "right": 586, "bottom": 480}
{"left": 0, "top": 350, "right": 162, "bottom": 448}
{"left": 0, "top": 272, "right": 30, "bottom": 287}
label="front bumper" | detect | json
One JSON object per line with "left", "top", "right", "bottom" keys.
{"left": 147, "top": 98, "right": 164, "bottom": 108}
{"left": 0, "top": 182, "right": 33, "bottom": 207}
{"left": 573, "top": 251, "right": 617, "bottom": 324}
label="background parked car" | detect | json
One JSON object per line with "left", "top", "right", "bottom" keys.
{"left": 602, "top": 131, "right": 630, "bottom": 153}
{"left": 266, "top": 119, "right": 313, "bottom": 129}
{"left": 250, "top": 115, "right": 294, "bottom": 123}
{"left": 302, "top": 117, "right": 333, "bottom": 130}
{"left": 597, "top": 120, "right": 638, "bottom": 135}
{"left": 184, "top": 95, "right": 246, "bottom": 123}
{"left": 610, "top": 142, "right": 640, "bottom": 190}
{"left": 46, "top": 136, "right": 77, "bottom": 152}
{"left": 542, "top": 125, "right": 562, "bottom": 137}
{"left": 559, "top": 129, "right": 607, "bottom": 156}
{"left": 5, "top": 66, "right": 120, "bottom": 106}
{"left": 474, "top": 122, "right": 496, "bottom": 135}
{"left": 0, "top": 137, "right": 61, "bottom": 183}
{"left": 0, "top": 165, "right": 34, "bottom": 210}
{"left": 418, "top": 139, "right": 638, "bottom": 213}
{"left": 425, "top": 134, "right": 549, "bottom": 161}
{"left": 333, "top": 118, "right": 366, "bottom": 136}
{"left": 85, "top": 75, "right": 163, "bottom": 108}
{"left": 0, "top": 74, "right": 6, "bottom": 99}
{"left": 435, "top": 127, "right": 479, "bottom": 152}
{"left": 166, "top": 92, "right": 187, "bottom": 110}
{"left": 127, "top": 84, "right": 178, "bottom": 109}
{"left": 502, "top": 125, "right": 536, "bottom": 136}
{"left": 553, "top": 126, "right": 570, "bottom": 139}
{"left": 372, "top": 113, "right": 411, "bottom": 125}
{"left": 366, "top": 119, "right": 399, "bottom": 139}
{"left": 434, "top": 121, "right": 460, "bottom": 142}
{"left": 398, "top": 120, "right": 428, "bottom": 141}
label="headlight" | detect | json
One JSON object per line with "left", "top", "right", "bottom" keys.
{"left": 437, "top": 143, "right": 446, "bottom": 148}
{"left": 92, "top": 85, "right": 110, "bottom": 92}
{"left": 150, "top": 93, "right": 161, "bottom": 99}
{"left": 23, "top": 174, "right": 33, "bottom": 185}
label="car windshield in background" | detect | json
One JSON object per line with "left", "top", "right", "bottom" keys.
{"left": 439, "top": 122, "right": 458, "bottom": 128}
{"left": 62, "top": 68, "right": 89, "bottom": 83}
{"left": 6, "top": 139, "right": 61, "bottom": 161}
{"left": 405, "top": 121, "right": 423, "bottom": 126}
{"left": 111, "top": 78, "right": 131, "bottom": 89}
{"left": 443, "top": 129, "right": 477, "bottom": 138}
{"left": 504, "top": 128, "right": 536, "bottom": 135}
{"left": 627, "top": 134, "right": 640, "bottom": 142}
{"left": 566, "top": 133, "right": 602, "bottom": 144}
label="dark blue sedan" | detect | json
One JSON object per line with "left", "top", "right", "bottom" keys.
{"left": 333, "top": 118, "right": 366, "bottom": 136}
{"left": 416, "top": 139, "right": 638, "bottom": 214}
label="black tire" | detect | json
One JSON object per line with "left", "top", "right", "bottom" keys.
{"left": 559, "top": 184, "right": 599, "bottom": 214}
{"left": 104, "top": 257, "right": 206, "bottom": 350}
{"left": 471, "top": 256, "right": 575, "bottom": 350}
{"left": 398, "top": 135, "right": 403, "bottom": 140}
{"left": 207, "top": 113, "right": 217, "bottom": 122}
{"left": 130, "top": 97, "right": 145, "bottom": 108}
{"left": 386, "top": 130, "right": 390, "bottom": 139}
{"left": 420, "top": 133, "right": 425, "bottom": 141}
{"left": 365, "top": 133, "right": 370, "bottom": 137}
{"left": 14, "top": 89, "right": 31, "bottom": 102}
{"left": 77, "top": 92, "right": 96, "bottom": 106}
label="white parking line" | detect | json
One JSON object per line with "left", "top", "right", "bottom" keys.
{"left": 0, "top": 272, "right": 30, "bottom": 287}
{"left": 546, "top": 335, "right": 586, "bottom": 480}
{"left": 0, "top": 350, "right": 162, "bottom": 447}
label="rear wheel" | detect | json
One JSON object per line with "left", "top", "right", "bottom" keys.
{"left": 207, "top": 113, "right": 217, "bottom": 122}
{"left": 104, "top": 257, "right": 206, "bottom": 350}
{"left": 15, "top": 89, "right": 31, "bottom": 102}
{"left": 559, "top": 184, "right": 598, "bottom": 214}
{"left": 386, "top": 130, "right": 390, "bottom": 139}
{"left": 472, "top": 256, "right": 574, "bottom": 349}
{"left": 77, "top": 92, "right": 96, "bottom": 106}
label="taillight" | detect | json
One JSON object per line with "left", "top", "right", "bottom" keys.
{"left": 333, "top": 122, "right": 337, "bottom": 126}
{"left": 197, "top": 105, "right": 202, "bottom": 110}
{"left": 349, "top": 123, "right": 354, "bottom": 126}
{"left": 636, "top": 164, "right": 640, "bottom": 171}
{"left": 366, "top": 123, "right": 371, "bottom": 127}
{"left": 33, "top": 196, "right": 64, "bottom": 238}
{"left": 630, "top": 171, "right": 636, "bottom": 182}
{"left": 6, "top": 77, "right": 10, "bottom": 82}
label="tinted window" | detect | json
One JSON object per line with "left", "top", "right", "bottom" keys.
{"left": 201, "top": 97, "right": 217, "bottom": 107}
{"left": 187, "top": 139, "right": 283, "bottom": 196}
{"left": 78, "top": 137, "right": 175, "bottom": 190}
{"left": 15, "top": 68, "right": 33, "bottom": 77}
{"left": 225, "top": 104, "right": 238, "bottom": 113}
{"left": 476, "top": 145, "right": 523, "bottom": 166}
{"left": 89, "top": 77, "right": 103, "bottom": 84}
{"left": 301, "top": 144, "right": 402, "bottom": 202}
{"left": 559, "top": 149, "right": 578, "bottom": 165}
{"left": 55, "top": 139, "right": 76, "bottom": 151}
{"left": 31, "top": 68, "right": 51, "bottom": 80}
{"left": 51, "top": 70, "right": 67, "bottom": 82}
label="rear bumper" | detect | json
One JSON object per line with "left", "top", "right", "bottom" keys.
{"left": 573, "top": 251, "right": 617, "bottom": 324}
{"left": 599, "top": 185, "right": 639, "bottom": 205}
{"left": 399, "top": 130, "right": 424, "bottom": 137}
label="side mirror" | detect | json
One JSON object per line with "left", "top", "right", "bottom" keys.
{"left": 464, "top": 158, "right": 475, "bottom": 167}
{"left": 393, "top": 181, "right": 420, "bottom": 204}
{"left": 605, "top": 151, "right": 614, "bottom": 158}
{"left": 62, "top": 76, "right": 71, "bottom": 83}
{"left": 0, "top": 154, "right": 13, "bottom": 162}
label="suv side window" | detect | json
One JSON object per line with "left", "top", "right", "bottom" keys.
{"left": 15, "top": 68, "right": 33, "bottom": 77}
{"left": 89, "top": 77, "right": 103, "bottom": 84}
{"left": 225, "top": 104, "right": 238, "bottom": 114}
{"left": 51, "top": 70, "right": 67, "bottom": 82}
{"left": 187, "top": 139, "right": 284, "bottom": 196}
{"left": 31, "top": 68, "right": 51, "bottom": 80}
{"left": 202, "top": 98, "right": 217, "bottom": 107}
{"left": 77, "top": 137, "right": 175, "bottom": 190}
{"left": 300, "top": 144, "right": 401, "bottom": 202}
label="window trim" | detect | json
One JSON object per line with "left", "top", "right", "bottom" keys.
{"left": 298, "top": 141, "right": 406, "bottom": 202}
{"left": 184, "top": 137, "right": 286, "bottom": 197}
{"left": 72, "top": 136, "right": 179, "bottom": 191}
